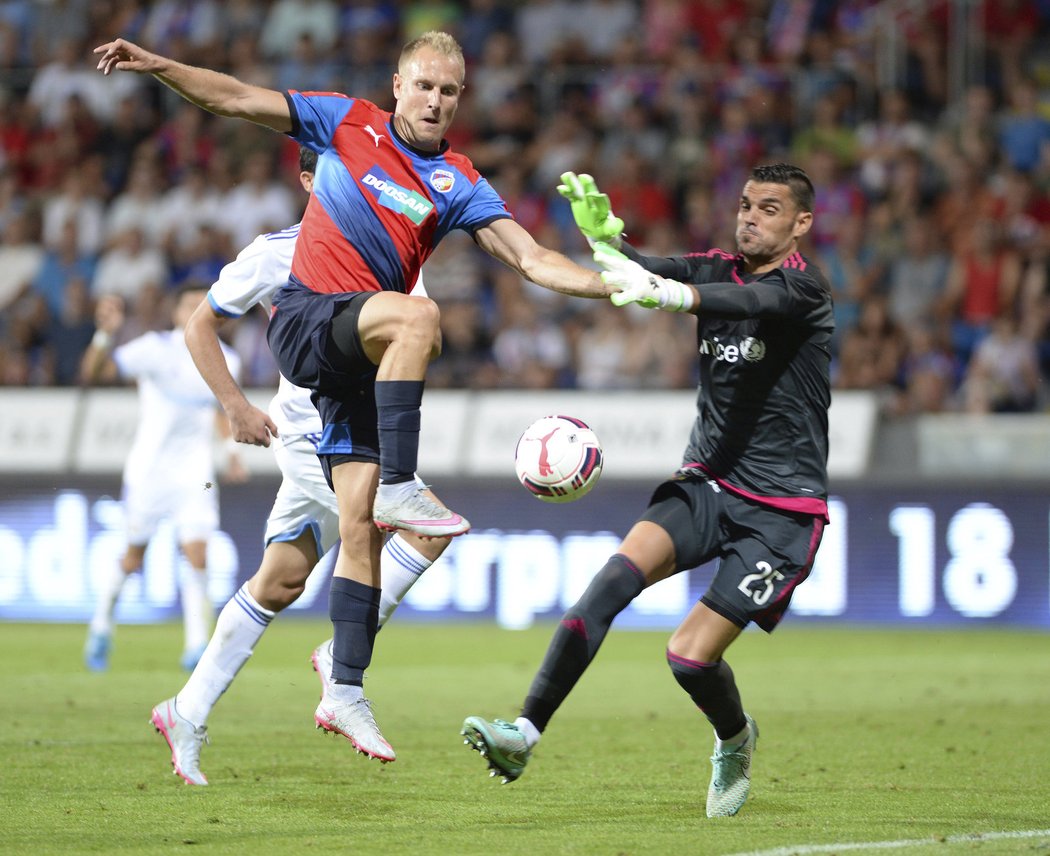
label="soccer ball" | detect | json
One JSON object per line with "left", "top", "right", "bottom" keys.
{"left": 514, "top": 415, "right": 603, "bottom": 503}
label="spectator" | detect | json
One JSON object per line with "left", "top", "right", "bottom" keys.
{"left": 491, "top": 281, "right": 572, "bottom": 389}
{"left": 515, "top": 0, "right": 575, "bottom": 66}
{"left": 44, "top": 275, "right": 96, "bottom": 385}
{"left": 219, "top": 149, "right": 296, "bottom": 250}
{"left": 885, "top": 213, "right": 950, "bottom": 332}
{"left": 458, "top": 0, "right": 515, "bottom": 63}
{"left": 602, "top": 149, "right": 676, "bottom": 247}
{"left": 91, "top": 226, "right": 168, "bottom": 302}
{"left": 274, "top": 32, "right": 340, "bottom": 94}
{"left": 156, "top": 164, "right": 225, "bottom": 258}
{"left": 0, "top": 210, "right": 43, "bottom": 313}
{"left": 961, "top": 313, "right": 1041, "bottom": 413}
{"left": 997, "top": 77, "right": 1050, "bottom": 174}
{"left": 32, "top": 217, "right": 97, "bottom": 318}
{"left": 856, "top": 87, "right": 930, "bottom": 199}
{"left": 892, "top": 323, "right": 960, "bottom": 415}
{"left": 571, "top": 0, "right": 639, "bottom": 61}
{"left": 939, "top": 216, "right": 1023, "bottom": 362}
{"left": 814, "top": 212, "right": 879, "bottom": 352}
{"left": 259, "top": 0, "right": 339, "bottom": 60}
{"left": 400, "top": 0, "right": 462, "bottom": 42}
{"left": 834, "top": 295, "right": 906, "bottom": 395}
{"left": 430, "top": 299, "right": 498, "bottom": 389}
{"left": 103, "top": 157, "right": 167, "bottom": 247}
{"left": 573, "top": 305, "right": 634, "bottom": 390}
{"left": 41, "top": 169, "right": 105, "bottom": 255}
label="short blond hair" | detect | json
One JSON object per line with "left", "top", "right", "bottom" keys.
{"left": 399, "top": 30, "right": 465, "bottom": 80}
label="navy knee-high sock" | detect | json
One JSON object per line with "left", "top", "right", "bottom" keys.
{"left": 330, "top": 577, "right": 381, "bottom": 686}
{"left": 521, "top": 554, "right": 645, "bottom": 732}
{"left": 666, "top": 652, "right": 747, "bottom": 740}
{"left": 375, "top": 380, "right": 423, "bottom": 485}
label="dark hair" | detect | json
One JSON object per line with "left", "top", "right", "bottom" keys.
{"left": 299, "top": 146, "right": 317, "bottom": 174}
{"left": 750, "top": 163, "right": 814, "bottom": 213}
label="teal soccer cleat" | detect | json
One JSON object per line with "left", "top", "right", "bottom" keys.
{"left": 706, "top": 714, "right": 758, "bottom": 817}
{"left": 461, "top": 716, "right": 531, "bottom": 783}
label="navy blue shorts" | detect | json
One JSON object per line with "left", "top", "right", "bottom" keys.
{"left": 267, "top": 282, "right": 380, "bottom": 462}
{"left": 640, "top": 474, "right": 825, "bottom": 632}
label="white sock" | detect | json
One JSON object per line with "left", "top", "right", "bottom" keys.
{"left": 176, "top": 583, "right": 274, "bottom": 726}
{"left": 89, "top": 562, "right": 132, "bottom": 636}
{"left": 181, "top": 565, "right": 214, "bottom": 651}
{"left": 326, "top": 682, "right": 364, "bottom": 704}
{"left": 378, "top": 534, "right": 433, "bottom": 626}
{"left": 514, "top": 716, "right": 541, "bottom": 748}
{"left": 375, "top": 480, "right": 417, "bottom": 502}
{"left": 715, "top": 721, "right": 751, "bottom": 751}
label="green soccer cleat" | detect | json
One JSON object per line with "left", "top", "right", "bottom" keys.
{"left": 461, "top": 716, "right": 531, "bottom": 783}
{"left": 706, "top": 714, "right": 758, "bottom": 817}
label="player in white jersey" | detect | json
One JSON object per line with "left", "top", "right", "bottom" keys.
{"left": 83, "top": 286, "right": 245, "bottom": 674}
{"left": 149, "top": 148, "right": 451, "bottom": 785}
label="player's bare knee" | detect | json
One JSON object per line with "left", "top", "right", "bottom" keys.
{"left": 253, "top": 582, "right": 303, "bottom": 612}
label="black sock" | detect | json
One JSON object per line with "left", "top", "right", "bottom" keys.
{"left": 329, "top": 577, "right": 381, "bottom": 686}
{"left": 666, "top": 652, "right": 746, "bottom": 740}
{"left": 521, "top": 554, "right": 645, "bottom": 732}
{"left": 375, "top": 380, "right": 423, "bottom": 484}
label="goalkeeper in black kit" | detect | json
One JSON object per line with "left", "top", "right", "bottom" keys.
{"left": 462, "top": 163, "right": 834, "bottom": 818}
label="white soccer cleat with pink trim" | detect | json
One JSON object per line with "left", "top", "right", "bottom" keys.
{"left": 372, "top": 488, "right": 469, "bottom": 538}
{"left": 150, "top": 697, "right": 209, "bottom": 786}
{"left": 315, "top": 692, "right": 396, "bottom": 763}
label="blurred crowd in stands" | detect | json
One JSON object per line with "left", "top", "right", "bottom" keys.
{"left": 1, "top": 0, "right": 1049, "bottom": 416}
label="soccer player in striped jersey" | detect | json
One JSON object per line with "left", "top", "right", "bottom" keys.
{"left": 463, "top": 165, "right": 833, "bottom": 819}
{"left": 95, "top": 30, "right": 613, "bottom": 764}
{"left": 150, "top": 148, "right": 450, "bottom": 784}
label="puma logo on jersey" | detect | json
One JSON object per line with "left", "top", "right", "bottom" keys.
{"left": 364, "top": 124, "right": 384, "bottom": 147}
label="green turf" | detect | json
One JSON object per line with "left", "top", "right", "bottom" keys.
{"left": 0, "top": 620, "right": 1047, "bottom": 855}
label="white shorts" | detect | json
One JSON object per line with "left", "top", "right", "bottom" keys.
{"left": 123, "top": 476, "right": 219, "bottom": 545}
{"left": 264, "top": 434, "right": 340, "bottom": 557}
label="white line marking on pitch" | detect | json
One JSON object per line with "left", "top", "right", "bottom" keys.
{"left": 727, "top": 828, "right": 1050, "bottom": 856}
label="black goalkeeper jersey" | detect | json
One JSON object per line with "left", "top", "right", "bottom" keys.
{"left": 624, "top": 245, "right": 834, "bottom": 521}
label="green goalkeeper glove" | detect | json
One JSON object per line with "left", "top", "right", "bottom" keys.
{"left": 557, "top": 171, "right": 624, "bottom": 247}
{"left": 593, "top": 242, "right": 695, "bottom": 313}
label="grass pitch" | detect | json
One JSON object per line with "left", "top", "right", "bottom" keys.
{"left": 0, "top": 620, "right": 1047, "bottom": 855}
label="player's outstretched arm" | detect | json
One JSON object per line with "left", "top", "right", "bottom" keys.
{"left": 94, "top": 38, "right": 291, "bottom": 132}
{"left": 184, "top": 299, "right": 279, "bottom": 447}
{"left": 557, "top": 171, "right": 624, "bottom": 248}
{"left": 593, "top": 242, "right": 696, "bottom": 313}
{"left": 474, "top": 217, "right": 614, "bottom": 299}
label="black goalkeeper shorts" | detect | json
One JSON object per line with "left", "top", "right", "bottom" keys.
{"left": 640, "top": 475, "right": 825, "bottom": 632}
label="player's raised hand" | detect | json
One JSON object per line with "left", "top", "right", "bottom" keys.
{"left": 94, "top": 38, "right": 164, "bottom": 76}
{"left": 593, "top": 242, "right": 695, "bottom": 313}
{"left": 557, "top": 172, "right": 624, "bottom": 247}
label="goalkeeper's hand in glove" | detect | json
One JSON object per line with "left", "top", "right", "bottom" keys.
{"left": 557, "top": 171, "right": 624, "bottom": 248}
{"left": 593, "top": 242, "right": 695, "bottom": 313}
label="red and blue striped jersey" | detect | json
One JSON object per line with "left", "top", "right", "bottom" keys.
{"left": 283, "top": 91, "right": 512, "bottom": 295}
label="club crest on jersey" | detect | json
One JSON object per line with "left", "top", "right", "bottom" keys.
{"left": 740, "top": 337, "right": 766, "bottom": 362}
{"left": 361, "top": 168, "right": 434, "bottom": 225}
{"left": 429, "top": 169, "right": 455, "bottom": 193}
